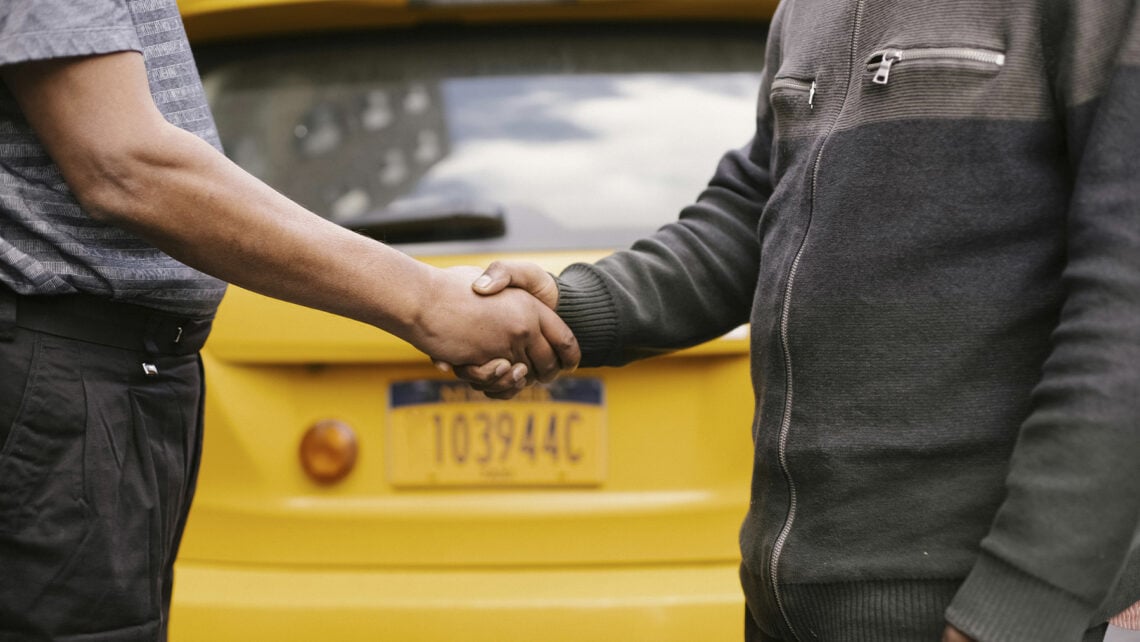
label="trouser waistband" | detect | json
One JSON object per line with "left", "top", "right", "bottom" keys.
{"left": 0, "top": 288, "right": 212, "bottom": 355}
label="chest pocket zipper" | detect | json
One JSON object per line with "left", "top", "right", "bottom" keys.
{"left": 867, "top": 47, "right": 1005, "bottom": 84}
{"left": 771, "top": 77, "right": 817, "bottom": 108}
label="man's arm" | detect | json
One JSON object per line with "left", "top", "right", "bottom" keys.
{"left": 945, "top": 5, "right": 1140, "bottom": 640}
{"left": 446, "top": 30, "right": 782, "bottom": 393}
{"left": 454, "top": 89, "right": 776, "bottom": 395}
{"left": 0, "top": 52, "right": 577, "bottom": 373}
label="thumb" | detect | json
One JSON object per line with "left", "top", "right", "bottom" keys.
{"left": 471, "top": 269, "right": 507, "bottom": 295}
{"left": 472, "top": 260, "right": 559, "bottom": 309}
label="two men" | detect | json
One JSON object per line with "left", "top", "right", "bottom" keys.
{"left": 3, "top": 0, "right": 1139, "bottom": 641}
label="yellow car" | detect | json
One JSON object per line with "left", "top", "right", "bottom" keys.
{"left": 172, "top": 1, "right": 774, "bottom": 640}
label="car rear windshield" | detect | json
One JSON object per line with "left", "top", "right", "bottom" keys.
{"left": 195, "top": 23, "right": 766, "bottom": 254}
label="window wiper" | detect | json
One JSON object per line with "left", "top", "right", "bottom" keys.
{"left": 347, "top": 197, "right": 506, "bottom": 245}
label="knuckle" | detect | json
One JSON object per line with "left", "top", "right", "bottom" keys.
{"left": 559, "top": 332, "right": 578, "bottom": 351}
{"left": 509, "top": 324, "right": 534, "bottom": 342}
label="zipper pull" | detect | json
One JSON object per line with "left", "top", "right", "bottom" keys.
{"left": 807, "top": 80, "right": 816, "bottom": 109}
{"left": 872, "top": 51, "right": 902, "bottom": 85}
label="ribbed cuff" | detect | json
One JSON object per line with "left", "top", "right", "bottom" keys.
{"left": 555, "top": 264, "right": 619, "bottom": 368}
{"left": 946, "top": 552, "right": 1095, "bottom": 642}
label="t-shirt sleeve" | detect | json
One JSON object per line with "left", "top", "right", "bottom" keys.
{"left": 0, "top": 0, "right": 141, "bottom": 67}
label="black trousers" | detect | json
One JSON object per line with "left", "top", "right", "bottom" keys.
{"left": 0, "top": 290, "right": 211, "bottom": 641}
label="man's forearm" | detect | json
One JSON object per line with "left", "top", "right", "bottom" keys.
{"left": 82, "top": 121, "right": 434, "bottom": 340}
{"left": 2, "top": 52, "right": 428, "bottom": 335}
{"left": 1, "top": 51, "right": 579, "bottom": 372}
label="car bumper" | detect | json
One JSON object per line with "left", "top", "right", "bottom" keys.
{"left": 170, "top": 561, "right": 744, "bottom": 641}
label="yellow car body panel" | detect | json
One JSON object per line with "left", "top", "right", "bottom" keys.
{"left": 171, "top": 1, "right": 771, "bottom": 639}
{"left": 172, "top": 565, "right": 743, "bottom": 641}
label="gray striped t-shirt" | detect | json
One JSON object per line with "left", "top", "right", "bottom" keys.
{"left": 0, "top": 0, "right": 226, "bottom": 316}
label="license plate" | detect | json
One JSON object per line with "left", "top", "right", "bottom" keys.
{"left": 385, "top": 378, "right": 606, "bottom": 487}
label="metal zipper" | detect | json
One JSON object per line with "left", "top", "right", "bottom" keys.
{"left": 868, "top": 46, "right": 1006, "bottom": 84}
{"left": 768, "top": 1, "right": 866, "bottom": 639}
{"left": 771, "top": 78, "right": 817, "bottom": 109}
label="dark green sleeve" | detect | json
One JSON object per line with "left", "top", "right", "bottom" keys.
{"left": 556, "top": 70, "right": 775, "bottom": 367}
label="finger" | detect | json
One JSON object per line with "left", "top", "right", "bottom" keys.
{"left": 433, "top": 360, "right": 453, "bottom": 374}
{"left": 471, "top": 260, "right": 514, "bottom": 295}
{"left": 483, "top": 382, "right": 527, "bottom": 400}
{"left": 485, "top": 366, "right": 530, "bottom": 399}
{"left": 466, "top": 363, "right": 529, "bottom": 398}
{"left": 520, "top": 322, "right": 560, "bottom": 384}
{"left": 457, "top": 362, "right": 526, "bottom": 389}
{"left": 474, "top": 260, "right": 559, "bottom": 308}
{"left": 538, "top": 306, "right": 580, "bottom": 374}
{"left": 451, "top": 359, "right": 511, "bottom": 386}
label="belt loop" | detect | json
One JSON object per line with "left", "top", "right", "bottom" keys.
{"left": 0, "top": 290, "right": 17, "bottom": 342}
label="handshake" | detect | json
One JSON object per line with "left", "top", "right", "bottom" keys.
{"left": 409, "top": 259, "right": 580, "bottom": 399}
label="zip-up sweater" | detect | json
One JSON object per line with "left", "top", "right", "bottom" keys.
{"left": 553, "top": 1, "right": 1140, "bottom": 640}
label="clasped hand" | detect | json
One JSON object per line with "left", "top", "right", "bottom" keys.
{"left": 421, "top": 262, "right": 567, "bottom": 399}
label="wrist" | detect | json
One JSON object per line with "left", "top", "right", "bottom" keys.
{"left": 360, "top": 255, "right": 442, "bottom": 348}
{"left": 402, "top": 264, "right": 447, "bottom": 348}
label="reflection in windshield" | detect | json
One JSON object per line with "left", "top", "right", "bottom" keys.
{"left": 214, "top": 80, "right": 452, "bottom": 225}
{"left": 201, "top": 27, "right": 764, "bottom": 251}
{"left": 421, "top": 74, "right": 759, "bottom": 231}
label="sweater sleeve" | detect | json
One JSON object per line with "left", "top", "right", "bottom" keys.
{"left": 946, "top": 4, "right": 1140, "bottom": 640}
{"left": 555, "top": 69, "right": 776, "bottom": 367}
